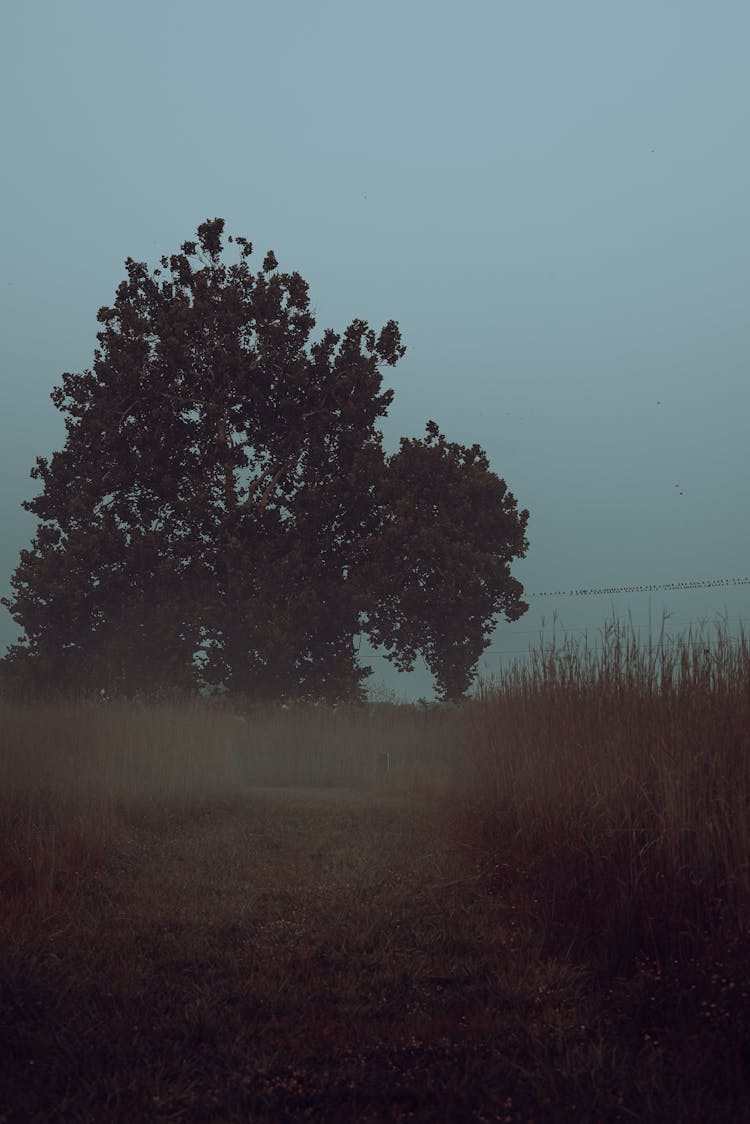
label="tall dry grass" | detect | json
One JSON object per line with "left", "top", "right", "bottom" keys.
{"left": 456, "top": 616, "right": 750, "bottom": 969}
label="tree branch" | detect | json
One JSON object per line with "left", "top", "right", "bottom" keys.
{"left": 256, "top": 454, "right": 298, "bottom": 512}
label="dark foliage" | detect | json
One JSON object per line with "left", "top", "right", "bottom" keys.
{"left": 1, "top": 220, "right": 529, "bottom": 702}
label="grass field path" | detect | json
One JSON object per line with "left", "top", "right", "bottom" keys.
{"left": 3, "top": 786, "right": 587, "bottom": 1123}
{"left": 6, "top": 785, "right": 716, "bottom": 1123}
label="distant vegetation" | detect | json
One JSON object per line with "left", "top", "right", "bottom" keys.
{"left": 1, "top": 218, "right": 528, "bottom": 704}
{"left": 2, "top": 617, "right": 749, "bottom": 1119}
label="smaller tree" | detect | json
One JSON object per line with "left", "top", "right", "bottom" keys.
{"left": 366, "top": 422, "right": 529, "bottom": 701}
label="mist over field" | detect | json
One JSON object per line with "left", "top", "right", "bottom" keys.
{"left": 2, "top": 4, "right": 750, "bottom": 1119}
{"left": 3, "top": 618, "right": 750, "bottom": 1119}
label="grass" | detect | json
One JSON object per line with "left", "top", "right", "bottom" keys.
{"left": 457, "top": 616, "right": 750, "bottom": 970}
{"left": 1, "top": 621, "right": 750, "bottom": 1121}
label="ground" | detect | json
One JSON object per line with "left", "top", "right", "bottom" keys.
{"left": 1, "top": 784, "right": 747, "bottom": 1122}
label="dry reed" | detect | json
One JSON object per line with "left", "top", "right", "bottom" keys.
{"left": 456, "top": 615, "right": 750, "bottom": 968}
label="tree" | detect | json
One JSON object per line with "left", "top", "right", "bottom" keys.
{"left": 365, "top": 422, "right": 529, "bottom": 700}
{"left": 1, "top": 220, "right": 529, "bottom": 702}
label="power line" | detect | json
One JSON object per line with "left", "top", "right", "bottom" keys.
{"left": 529, "top": 576, "right": 750, "bottom": 598}
{"left": 363, "top": 577, "right": 749, "bottom": 662}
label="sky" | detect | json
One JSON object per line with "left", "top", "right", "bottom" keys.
{"left": 2, "top": 1, "right": 749, "bottom": 700}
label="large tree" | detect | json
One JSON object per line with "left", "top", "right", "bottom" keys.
{"left": 1, "top": 220, "right": 529, "bottom": 702}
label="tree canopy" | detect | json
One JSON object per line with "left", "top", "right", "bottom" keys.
{"left": 1, "top": 219, "right": 529, "bottom": 702}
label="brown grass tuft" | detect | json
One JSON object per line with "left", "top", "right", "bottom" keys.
{"left": 454, "top": 615, "right": 750, "bottom": 970}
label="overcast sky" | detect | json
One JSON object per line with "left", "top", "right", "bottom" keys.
{"left": 2, "top": 1, "right": 748, "bottom": 700}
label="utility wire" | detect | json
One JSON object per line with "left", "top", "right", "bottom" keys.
{"left": 364, "top": 577, "right": 749, "bottom": 660}
{"left": 529, "top": 576, "right": 750, "bottom": 598}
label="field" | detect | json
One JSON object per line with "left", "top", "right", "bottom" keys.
{"left": 2, "top": 620, "right": 750, "bottom": 1121}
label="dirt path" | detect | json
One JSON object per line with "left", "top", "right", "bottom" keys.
{"left": 1, "top": 788, "right": 578, "bottom": 1123}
